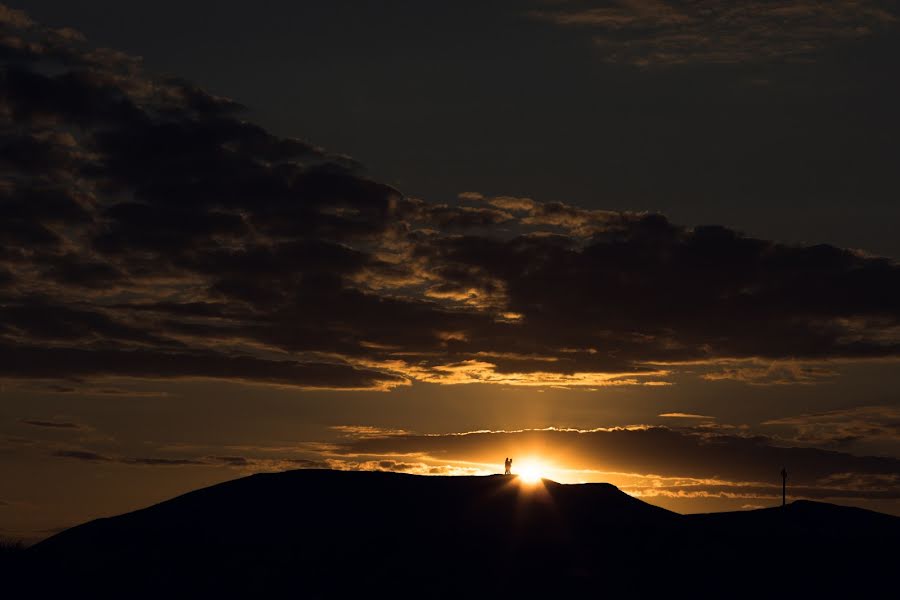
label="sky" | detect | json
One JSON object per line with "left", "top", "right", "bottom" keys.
{"left": 1, "top": 1, "right": 899, "bottom": 541}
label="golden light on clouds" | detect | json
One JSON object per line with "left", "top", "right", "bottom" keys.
{"left": 357, "top": 358, "right": 672, "bottom": 387}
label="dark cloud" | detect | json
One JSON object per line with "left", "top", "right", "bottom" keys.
{"left": 16, "top": 383, "right": 168, "bottom": 397}
{"left": 38, "top": 254, "right": 124, "bottom": 290}
{"left": 46, "top": 445, "right": 330, "bottom": 471}
{"left": 210, "top": 456, "right": 251, "bottom": 467}
{"left": 52, "top": 450, "right": 112, "bottom": 462}
{"left": 0, "top": 344, "right": 404, "bottom": 390}
{"left": 284, "top": 458, "right": 331, "bottom": 469}
{"left": 700, "top": 361, "right": 840, "bottom": 385}
{"left": 0, "top": 5, "right": 32, "bottom": 29}
{"left": 0, "top": 302, "right": 177, "bottom": 346}
{"left": 43, "top": 446, "right": 465, "bottom": 475}
{"left": 400, "top": 208, "right": 900, "bottom": 383}
{"left": 52, "top": 449, "right": 207, "bottom": 467}
{"left": 0, "top": 5, "right": 898, "bottom": 393}
{"left": 627, "top": 481, "right": 900, "bottom": 501}
{"left": 207, "top": 456, "right": 336, "bottom": 470}
{"left": 763, "top": 406, "right": 900, "bottom": 447}
{"left": 20, "top": 419, "right": 81, "bottom": 429}
{"left": 529, "top": 0, "right": 899, "bottom": 65}
{"left": 123, "top": 457, "right": 207, "bottom": 466}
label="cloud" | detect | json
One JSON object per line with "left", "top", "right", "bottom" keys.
{"left": 331, "top": 425, "right": 413, "bottom": 439}
{"left": 528, "top": 0, "right": 899, "bottom": 65}
{"left": 52, "top": 449, "right": 208, "bottom": 467}
{"left": 658, "top": 413, "right": 714, "bottom": 419}
{"left": 322, "top": 425, "right": 900, "bottom": 503}
{"left": 484, "top": 195, "right": 537, "bottom": 212}
{"left": 46, "top": 444, "right": 332, "bottom": 472}
{"left": 763, "top": 406, "right": 900, "bottom": 446}
{"left": 35, "top": 420, "right": 900, "bottom": 506}
{"left": 42, "top": 438, "right": 485, "bottom": 477}
{"left": 627, "top": 481, "right": 900, "bottom": 501}
{"left": 52, "top": 450, "right": 113, "bottom": 462}
{"left": 341, "top": 459, "right": 484, "bottom": 476}
{"left": 42, "top": 386, "right": 169, "bottom": 397}
{"left": 0, "top": 344, "right": 406, "bottom": 391}
{"left": 0, "top": 5, "right": 32, "bottom": 29}
{"left": 0, "top": 5, "right": 898, "bottom": 393}
{"left": 700, "top": 360, "right": 840, "bottom": 385}
{"left": 210, "top": 456, "right": 252, "bottom": 466}
{"left": 20, "top": 419, "right": 82, "bottom": 429}
{"left": 123, "top": 457, "right": 207, "bottom": 466}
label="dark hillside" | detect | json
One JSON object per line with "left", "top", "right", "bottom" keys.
{"left": 19, "top": 470, "right": 900, "bottom": 598}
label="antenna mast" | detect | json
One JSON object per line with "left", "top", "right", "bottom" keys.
{"left": 781, "top": 467, "right": 788, "bottom": 507}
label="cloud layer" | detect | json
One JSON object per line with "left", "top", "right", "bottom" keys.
{"left": 39, "top": 420, "right": 900, "bottom": 506}
{"left": 529, "top": 0, "right": 898, "bottom": 65}
{"left": 1, "top": 5, "right": 899, "bottom": 392}
{"left": 325, "top": 424, "right": 900, "bottom": 503}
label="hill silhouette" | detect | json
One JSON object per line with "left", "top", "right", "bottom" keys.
{"left": 15, "top": 470, "right": 899, "bottom": 597}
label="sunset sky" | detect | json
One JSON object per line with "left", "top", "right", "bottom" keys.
{"left": 2, "top": 1, "right": 899, "bottom": 542}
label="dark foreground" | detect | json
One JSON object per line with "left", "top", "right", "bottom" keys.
{"left": 8, "top": 470, "right": 899, "bottom": 598}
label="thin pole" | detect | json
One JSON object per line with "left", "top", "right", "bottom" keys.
{"left": 781, "top": 467, "right": 787, "bottom": 507}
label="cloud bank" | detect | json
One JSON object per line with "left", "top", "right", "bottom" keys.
{"left": 326, "top": 424, "right": 900, "bottom": 503}
{"left": 1, "top": 5, "right": 899, "bottom": 391}
{"left": 529, "top": 0, "right": 898, "bottom": 65}
{"left": 42, "top": 421, "right": 900, "bottom": 506}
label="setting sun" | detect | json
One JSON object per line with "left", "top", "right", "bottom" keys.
{"left": 516, "top": 460, "right": 549, "bottom": 484}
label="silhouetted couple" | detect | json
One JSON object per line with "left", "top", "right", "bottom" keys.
{"left": 504, "top": 457, "right": 513, "bottom": 475}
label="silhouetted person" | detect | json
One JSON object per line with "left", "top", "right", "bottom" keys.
{"left": 504, "top": 457, "right": 511, "bottom": 475}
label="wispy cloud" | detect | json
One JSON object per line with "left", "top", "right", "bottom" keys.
{"left": 331, "top": 425, "right": 413, "bottom": 439}
{"left": 763, "top": 406, "right": 900, "bottom": 446}
{"left": 528, "top": 0, "right": 898, "bottom": 65}
{"left": 658, "top": 413, "right": 714, "bottom": 419}
{"left": 52, "top": 450, "right": 113, "bottom": 462}
{"left": 700, "top": 360, "right": 839, "bottom": 385}
{"left": 20, "top": 419, "right": 83, "bottom": 430}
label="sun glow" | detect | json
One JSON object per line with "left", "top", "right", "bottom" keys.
{"left": 517, "top": 460, "right": 548, "bottom": 484}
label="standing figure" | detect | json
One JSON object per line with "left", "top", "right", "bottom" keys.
{"left": 504, "top": 457, "right": 511, "bottom": 475}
